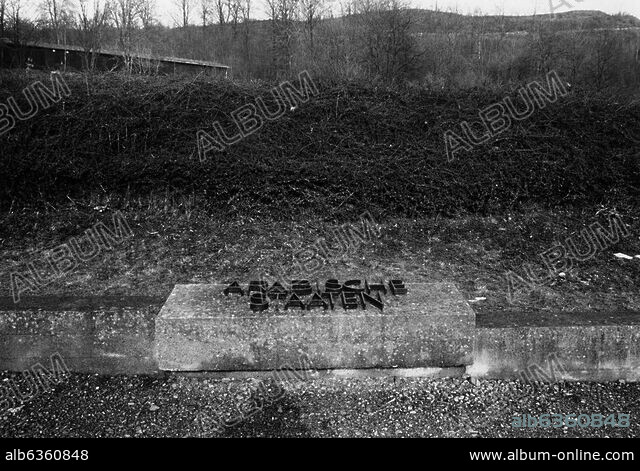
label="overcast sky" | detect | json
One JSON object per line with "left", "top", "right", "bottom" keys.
{"left": 152, "top": 0, "right": 640, "bottom": 25}
{"left": 408, "top": 0, "right": 640, "bottom": 17}
{"left": 22, "top": 0, "right": 640, "bottom": 26}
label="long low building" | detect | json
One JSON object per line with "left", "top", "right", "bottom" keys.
{"left": 0, "top": 39, "right": 230, "bottom": 76}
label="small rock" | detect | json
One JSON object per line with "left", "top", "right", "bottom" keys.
{"left": 466, "top": 376, "right": 480, "bottom": 386}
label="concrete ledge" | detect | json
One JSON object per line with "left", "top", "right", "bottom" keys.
{"left": 471, "top": 325, "right": 640, "bottom": 382}
{"left": 0, "top": 296, "right": 165, "bottom": 311}
{"left": 0, "top": 302, "right": 161, "bottom": 374}
{"left": 175, "top": 366, "right": 467, "bottom": 380}
{"left": 155, "top": 282, "right": 475, "bottom": 371}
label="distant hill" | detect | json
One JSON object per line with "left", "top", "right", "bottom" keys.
{"left": 400, "top": 9, "right": 640, "bottom": 34}
{"left": 197, "top": 9, "right": 640, "bottom": 35}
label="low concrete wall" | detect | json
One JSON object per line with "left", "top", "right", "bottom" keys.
{"left": 471, "top": 325, "right": 640, "bottom": 381}
{"left": 0, "top": 297, "right": 163, "bottom": 374}
{"left": 1, "top": 292, "right": 640, "bottom": 381}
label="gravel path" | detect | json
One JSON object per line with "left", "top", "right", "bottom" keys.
{"left": 1, "top": 372, "right": 639, "bottom": 437}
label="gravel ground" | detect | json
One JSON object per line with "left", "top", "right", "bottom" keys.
{"left": 1, "top": 372, "right": 640, "bottom": 438}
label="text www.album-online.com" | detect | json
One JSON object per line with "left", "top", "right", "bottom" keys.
{"left": 469, "top": 449, "right": 634, "bottom": 461}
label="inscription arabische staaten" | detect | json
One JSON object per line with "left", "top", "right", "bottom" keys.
{"left": 223, "top": 279, "right": 408, "bottom": 312}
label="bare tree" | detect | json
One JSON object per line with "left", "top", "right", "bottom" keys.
{"left": 8, "top": 0, "right": 22, "bottom": 43}
{"left": 237, "top": 0, "right": 251, "bottom": 68}
{"left": 265, "top": 0, "right": 298, "bottom": 76}
{"left": 353, "top": 0, "right": 422, "bottom": 81}
{"left": 299, "top": 0, "right": 323, "bottom": 51}
{"left": 111, "top": 0, "right": 144, "bottom": 70}
{"left": 199, "top": 0, "right": 211, "bottom": 27}
{"left": 6, "top": 0, "right": 39, "bottom": 48}
{"left": 0, "top": 0, "right": 6, "bottom": 38}
{"left": 564, "top": 27, "right": 589, "bottom": 85}
{"left": 229, "top": 0, "right": 241, "bottom": 35}
{"left": 239, "top": 0, "right": 250, "bottom": 20}
{"left": 588, "top": 30, "right": 622, "bottom": 89}
{"left": 173, "top": 0, "right": 193, "bottom": 27}
{"left": 530, "top": 24, "right": 563, "bottom": 76}
{"left": 139, "top": 0, "right": 155, "bottom": 28}
{"left": 77, "top": 0, "right": 110, "bottom": 70}
{"left": 39, "top": 0, "right": 74, "bottom": 43}
{"left": 214, "top": 0, "right": 230, "bottom": 24}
